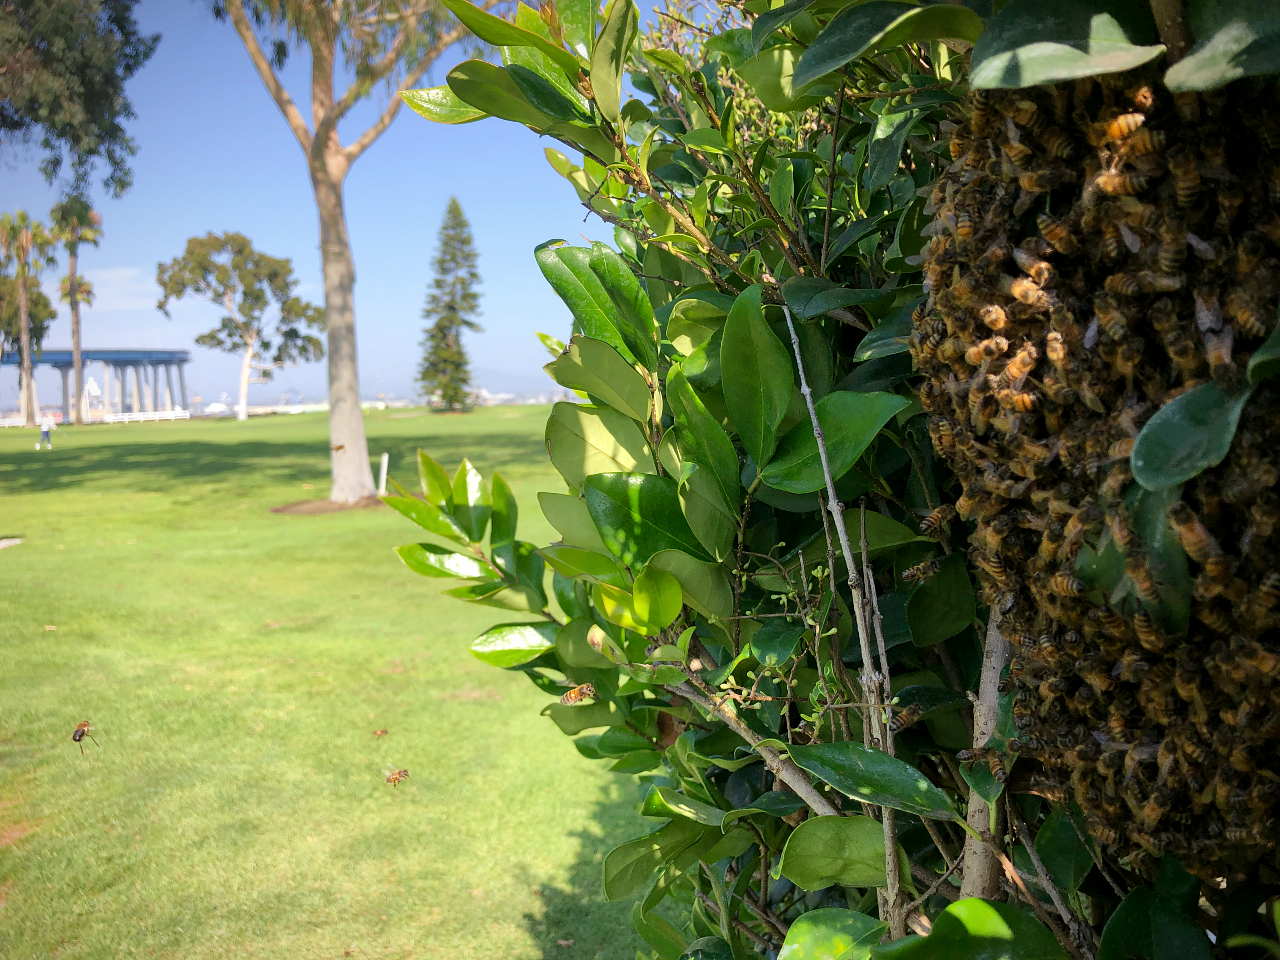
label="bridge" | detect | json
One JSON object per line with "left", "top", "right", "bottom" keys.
{"left": 1, "top": 349, "right": 191, "bottom": 422}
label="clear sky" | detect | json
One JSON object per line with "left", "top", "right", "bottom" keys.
{"left": 0, "top": 0, "right": 632, "bottom": 411}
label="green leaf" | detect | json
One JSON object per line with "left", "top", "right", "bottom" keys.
{"left": 395, "top": 543, "right": 500, "bottom": 580}
{"left": 1133, "top": 484, "right": 1193, "bottom": 632}
{"left": 416, "top": 451, "right": 453, "bottom": 507}
{"left": 907, "top": 553, "right": 976, "bottom": 647}
{"left": 667, "top": 295, "right": 730, "bottom": 355}
{"left": 539, "top": 544, "right": 628, "bottom": 586}
{"left": 506, "top": 63, "right": 591, "bottom": 123}
{"left": 544, "top": 335, "right": 653, "bottom": 422}
{"left": 593, "top": 581, "right": 660, "bottom": 635}
{"left": 535, "top": 242, "right": 636, "bottom": 362}
{"left": 777, "top": 816, "right": 889, "bottom": 890}
{"left": 681, "top": 938, "right": 733, "bottom": 960}
{"left": 667, "top": 368, "right": 740, "bottom": 515}
{"left": 970, "top": 0, "right": 1164, "bottom": 90}
{"left": 778, "top": 908, "right": 887, "bottom": 960}
{"left": 794, "top": 2, "right": 984, "bottom": 89}
{"left": 598, "top": 726, "right": 654, "bottom": 757}
{"left": 721, "top": 285, "right": 793, "bottom": 466}
{"left": 538, "top": 491, "right": 611, "bottom": 554}
{"left": 642, "top": 785, "right": 726, "bottom": 825}
{"left": 855, "top": 308, "right": 914, "bottom": 361}
{"left": 785, "top": 741, "right": 957, "bottom": 819}
{"left": 490, "top": 471, "right": 517, "bottom": 548}
{"left": 633, "top": 565, "right": 684, "bottom": 629}
{"left": 556, "top": 617, "right": 614, "bottom": 668}
{"left": 769, "top": 158, "right": 795, "bottom": 217}
{"left": 384, "top": 495, "right": 471, "bottom": 544}
{"left": 1098, "top": 889, "right": 1210, "bottom": 960}
{"left": 446, "top": 580, "right": 542, "bottom": 612}
{"left": 1130, "top": 380, "right": 1252, "bottom": 490}
{"left": 865, "top": 109, "right": 917, "bottom": 195}
{"left": 439, "top": 0, "right": 582, "bottom": 78}
{"left": 543, "top": 698, "right": 619, "bottom": 735}
{"left": 959, "top": 755, "right": 1009, "bottom": 809}
{"left": 761, "top": 391, "right": 909, "bottom": 494}
{"left": 782, "top": 275, "right": 893, "bottom": 321}
{"left": 1033, "top": 808, "right": 1093, "bottom": 894}
{"left": 680, "top": 128, "right": 728, "bottom": 154}
{"left": 1166, "top": 0, "right": 1280, "bottom": 92}
{"left": 557, "top": 0, "right": 593, "bottom": 58}
{"left": 736, "top": 44, "right": 833, "bottom": 113}
{"left": 893, "top": 684, "right": 969, "bottom": 720}
{"left": 1154, "top": 857, "right": 1200, "bottom": 915}
{"left": 400, "top": 86, "right": 485, "bottom": 124}
{"left": 647, "top": 549, "right": 734, "bottom": 619}
{"left": 825, "top": 219, "right": 891, "bottom": 269}
{"left": 873, "top": 899, "right": 1070, "bottom": 960}
{"left": 589, "top": 242, "right": 659, "bottom": 372}
{"left": 449, "top": 458, "right": 491, "bottom": 542}
{"left": 1248, "top": 310, "right": 1280, "bottom": 383}
{"left": 585, "top": 473, "right": 714, "bottom": 566}
{"left": 468, "top": 621, "right": 559, "bottom": 668}
{"left": 545, "top": 402, "right": 656, "bottom": 492}
{"left": 720, "top": 791, "right": 807, "bottom": 827}
{"left": 604, "top": 819, "right": 709, "bottom": 901}
{"left": 446, "top": 60, "right": 555, "bottom": 129}
{"left": 590, "top": 0, "right": 639, "bottom": 122}
{"left": 643, "top": 47, "right": 690, "bottom": 77}
{"left": 750, "top": 617, "right": 806, "bottom": 666}
{"left": 633, "top": 903, "right": 689, "bottom": 960}
{"left": 752, "top": 0, "right": 818, "bottom": 55}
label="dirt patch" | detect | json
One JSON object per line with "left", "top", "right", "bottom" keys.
{"left": 271, "top": 497, "right": 383, "bottom": 515}
{"left": 380, "top": 659, "right": 407, "bottom": 675}
{"left": 440, "top": 687, "right": 503, "bottom": 702}
{"left": 0, "top": 821, "right": 38, "bottom": 847}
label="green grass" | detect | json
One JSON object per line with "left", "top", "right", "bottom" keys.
{"left": 0, "top": 408, "right": 646, "bottom": 960}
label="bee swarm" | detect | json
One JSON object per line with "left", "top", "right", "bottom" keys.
{"left": 914, "top": 72, "right": 1280, "bottom": 884}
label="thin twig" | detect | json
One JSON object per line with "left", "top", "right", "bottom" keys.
{"left": 906, "top": 852, "right": 964, "bottom": 913}
{"left": 1066, "top": 805, "right": 1127, "bottom": 898}
{"left": 694, "top": 889, "right": 777, "bottom": 951}
{"left": 922, "top": 816, "right": 958, "bottom": 869}
{"left": 980, "top": 831, "right": 1086, "bottom": 960}
{"left": 821, "top": 83, "right": 846, "bottom": 275}
{"left": 1007, "top": 796, "right": 1095, "bottom": 958}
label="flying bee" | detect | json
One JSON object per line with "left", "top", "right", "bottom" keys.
{"left": 1094, "top": 294, "right": 1129, "bottom": 340}
{"left": 917, "top": 504, "right": 955, "bottom": 539}
{"left": 1047, "top": 573, "right": 1085, "bottom": 596}
{"left": 385, "top": 769, "right": 410, "bottom": 787}
{"left": 1225, "top": 288, "right": 1267, "bottom": 338}
{"left": 1036, "top": 212, "right": 1078, "bottom": 254}
{"left": 1096, "top": 172, "right": 1148, "bottom": 196}
{"left": 979, "top": 303, "right": 1009, "bottom": 331}
{"left": 965, "top": 336, "right": 1009, "bottom": 366}
{"left": 901, "top": 559, "right": 943, "bottom": 583}
{"left": 1166, "top": 501, "right": 1221, "bottom": 564}
{"left": 559, "top": 683, "right": 596, "bottom": 706}
{"left": 374, "top": 728, "right": 388, "bottom": 737}
{"left": 888, "top": 703, "right": 926, "bottom": 733}
{"left": 72, "top": 721, "right": 99, "bottom": 754}
{"left": 1166, "top": 146, "right": 1201, "bottom": 206}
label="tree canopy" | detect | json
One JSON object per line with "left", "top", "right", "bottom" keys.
{"left": 418, "top": 197, "right": 481, "bottom": 410}
{"left": 0, "top": 0, "right": 159, "bottom": 196}
{"left": 0, "top": 276, "right": 55, "bottom": 353}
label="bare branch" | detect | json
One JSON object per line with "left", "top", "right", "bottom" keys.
{"left": 223, "top": 0, "right": 313, "bottom": 152}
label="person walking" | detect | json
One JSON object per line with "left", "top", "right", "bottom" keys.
{"left": 37, "top": 414, "right": 55, "bottom": 450}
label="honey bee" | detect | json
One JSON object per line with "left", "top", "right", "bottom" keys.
{"left": 995, "top": 387, "right": 1039, "bottom": 412}
{"left": 374, "top": 728, "right": 388, "bottom": 737}
{"left": 1133, "top": 609, "right": 1167, "bottom": 654}
{"left": 1166, "top": 501, "right": 1221, "bottom": 564}
{"left": 1158, "top": 215, "right": 1186, "bottom": 274}
{"left": 1252, "top": 572, "right": 1280, "bottom": 615}
{"left": 918, "top": 504, "right": 956, "bottom": 538}
{"left": 1000, "top": 275, "right": 1050, "bottom": 310}
{"left": 965, "top": 336, "right": 1009, "bottom": 365}
{"left": 1037, "top": 212, "right": 1078, "bottom": 254}
{"left": 1041, "top": 127, "right": 1075, "bottom": 159}
{"left": 1166, "top": 146, "right": 1201, "bottom": 206}
{"left": 1236, "top": 232, "right": 1268, "bottom": 281}
{"left": 1204, "top": 327, "right": 1236, "bottom": 383}
{"left": 1165, "top": 330, "right": 1202, "bottom": 379}
{"left": 901, "top": 559, "right": 943, "bottom": 583}
{"left": 979, "top": 303, "right": 1009, "bottom": 331}
{"left": 1102, "top": 112, "right": 1145, "bottom": 142}
{"left": 1047, "top": 573, "right": 1085, "bottom": 596}
{"left": 957, "top": 747, "right": 1007, "bottom": 782}
{"left": 1225, "top": 288, "right": 1266, "bottom": 338}
{"left": 1104, "top": 273, "right": 1140, "bottom": 298}
{"left": 889, "top": 703, "right": 926, "bottom": 733}
{"left": 1120, "top": 126, "right": 1165, "bottom": 159}
{"left": 1105, "top": 506, "right": 1134, "bottom": 553}
{"left": 998, "top": 342, "right": 1039, "bottom": 388}
{"left": 1125, "top": 547, "right": 1162, "bottom": 603}
{"left": 1096, "top": 172, "right": 1148, "bottom": 196}
{"left": 72, "top": 721, "right": 99, "bottom": 754}
{"left": 559, "top": 683, "right": 596, "bottom": 706}
{"left": 1094, "top": 294, "right": 1129, "bottom": 340}
{"left": 1002, "top": 140, "right": 1033, "bottom": 164}
{"left": 1013, "top": 246, "right": 1053, "bottom": 285}
{"left": 1089, "top": 820, "right": 1120, "bottom": 846}
{"left": 386, "top": 769, "right": 410, "bottom": 787}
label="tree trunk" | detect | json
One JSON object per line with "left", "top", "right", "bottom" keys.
{"left": 238, "top": 337, "right": 254, "bottom": 421}
{"left": 959, "top": 614, "right": 1010, "bottom": 900}
{"left": 69, "top": 250, "right": 83, "bottom": 427}
{"left": 18, "top": 274, "right": 34, "bottom": 427}
{"left": 313, "top": 168, "right": 375, "bottom": 502}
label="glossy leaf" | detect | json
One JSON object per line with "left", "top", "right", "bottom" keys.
{"left": 854, "top": 308, "right": 913, "bottom": 361}
{"left": 642, "top": 785, "right": 725, "bottom": 825}
{"left": 538, "top": 491, "right": 612, "bottom": 554}
{"left": 585, "top": 472, "right": 714, "bottom": 566}
{"left": 647, "top": 549, "right": 734, "bottom": 619}
{"left": 535, "top": 241, "right": 636, "bottom": 362}
{"left": 783, "top": 275, "right": 893, "bottom": 321}
{"left": 667, "top": 296, "right": 730, "bottom": 355}
{"left": 721, "top": 285, "right": 793, "bottom": 466}
{"left": 907, "top": 553, "right": 976, "bottom": 647}
{"left": 439, "top": 0, "right": 581, "bottom": 78}
{"left": 794, "top": 2, "right": 984, "bottom": 89}
{"left": 604, "top": 819, "right": 709, "bottom": 901}
{"left": 786, "top": 741, "right": 957, "bottom": 819}
{"left": 490, "top": 471, "right": 517, "bottom": 548}
{"left": 682, "top": 938, "right": 733, "bottom": 960}
{"left": 593, "top": 582, "right": 660, "bottom": 635}
{"left": 970, "top": 0, "right": 1164, "bottom": 90}
{"left": 539, "top": 544, "right": 628, "bottom": 586}
{"left": 591, "top": 0, "right": 640, "bottom": 122}
{"left": 450, "top": 459, "right": 491, "bottom": 542}
{"left": 1130, "top": 380, "right": 1252, "bottom": 490}
{"left": 556, "top": 617, "right": 614, "bottom": 668}
{"left": 545, "top": 402, "right": 656, "bottom": 492}
{"left": 761, "top": 391, "right": 909, "bottom": 494}
{"left": 543, "top": 698, "right": 619, "bottom": 735}
{"left": 751, "top": 0, "right": 817, "bottom": 55}
{"left": 720, "top": 791, "right": 807, "bottom": 828}
{"left": 873, "top": 899, "right": 1070, "bottom": 960}
{"left": 1166, "top": 0, "right": 1280, "bottom": 92}
{"left": 446, "top": 580, "right": 542, "bottom": 612}
{"left": 395, "top": 542, "right": 500, "bottom": 580}
{"left": 557, "top": 0, "right": 593, "bottom": 57}
{"left": 750, "top": 617, "right": 806, "bottom": 666}
{"left": 865, "top": 109, "right": 917, "bottom": 195}
{"left": 633, "top": 565, "right": 684, "bottom": 629}
{"left": 777, "top": 816, "right": 888, "bottom": 890}
{"left": 736, "top": 44, "right": 833, "bottom": 113}
{"left": 1248, "top": 311, "right": 1280, "bottom": 383}
{"left": 675, "top": 466, "right": 737, "bottom": 562}
{"left": 384, "top": 495, "right": 471, "bottom": 544}
{"left": 446, "top": 60, "right": 555, "bottom": 129}
{"left": 468, "top": 622, "right": 559, "bottom": 668}
{"left": 417, "top": 451, "right": 453, "bottom": 507}
{"left": 507, "top": 63, "right": 591, "bottom": 123}
{"left": 633, "top": 903, "right": 688, "bottom": 960}
{"left": 1098, "top": 889, "right": 1210, "bottom": 960}
{"left": 544, "top": 335, "right": 653, "bottom": 422}
{"left": 825, "top": 218, "right": 891, "bottom": 269}
{"left": 589, "top": 242, "right": 660, "bottom": 372}
{"left": 778, "top": 908, "right": 887, "bottom": 960}
{"left": 666, "top": 368, "right": 739, "bottom": 514}
{"left": 1033, "top": 808, "right": 1093, "bottom": 894}
{"left": 401, "top": 86, "right": 485, "bottom": 124}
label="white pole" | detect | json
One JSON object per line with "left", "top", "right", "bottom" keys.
{"left": 377, "top": 452, "right": 389, "bottom": 497}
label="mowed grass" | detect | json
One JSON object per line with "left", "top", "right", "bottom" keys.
{"left": 0, "top": 408, "right": 645, "bottom": 960}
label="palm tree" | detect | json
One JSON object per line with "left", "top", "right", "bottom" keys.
{"left": 51, "top": 199, "right": 102, "bottom": 426}
{"left": 0, "top": 212, "right": 58, "bottom": 426}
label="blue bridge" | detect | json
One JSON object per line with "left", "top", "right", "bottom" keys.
{"left": 1, "top": 349, "right": 191, "bottom": 421}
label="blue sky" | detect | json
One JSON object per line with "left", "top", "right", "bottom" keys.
{"left": 0, "top": 0, "right": 635, "bottom": 410}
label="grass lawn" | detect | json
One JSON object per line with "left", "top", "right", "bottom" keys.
{"left": 0, "top": 408, "right": 646, "bottom": 960}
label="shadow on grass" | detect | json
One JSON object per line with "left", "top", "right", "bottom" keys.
{"left": 0, "top": 433, "right": 547, "bottom": 495}
{"left": 522, "top": 779, "right": 652, "bottom": 960}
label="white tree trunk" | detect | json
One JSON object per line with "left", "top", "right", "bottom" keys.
{"left": 959, "top": 615, "right": 1010, "bottom": 899}
{"left": 238, "top": 340, "right": 254, "bottom": 422}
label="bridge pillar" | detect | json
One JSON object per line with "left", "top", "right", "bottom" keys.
{"left": 60, "top": 367, "right": 70, "bottom": 423}
{"left": 130, "top": 365, "right": 140, "bottom": 414}
{"left": 178, "top": 363, "right": 188, "bottom": 410}
{"left": 163, "top": 365, "right": 175, "bottom": 411}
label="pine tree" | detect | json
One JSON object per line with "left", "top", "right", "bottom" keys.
{"left": 418, "top": 198, "right": 482, "bottom": 411}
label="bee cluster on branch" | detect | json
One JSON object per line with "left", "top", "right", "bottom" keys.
{"left": 913, "top": 69, "right": 1280, "bottom": 886}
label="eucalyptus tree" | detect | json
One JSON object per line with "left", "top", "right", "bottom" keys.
{"left": 51, "top": 198, "right": 102, "bottom": 425}
{"left": 214, "top": 0, "right": 496, "bottom": 501}
{"left": 157, "top": 233, "right": 325, "bottom": 422}
{"left": 0, "top": 213, "right": 58, "bottom": 426}
{"left": 0, "top": 0, "right": 158, "bottom": 196}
